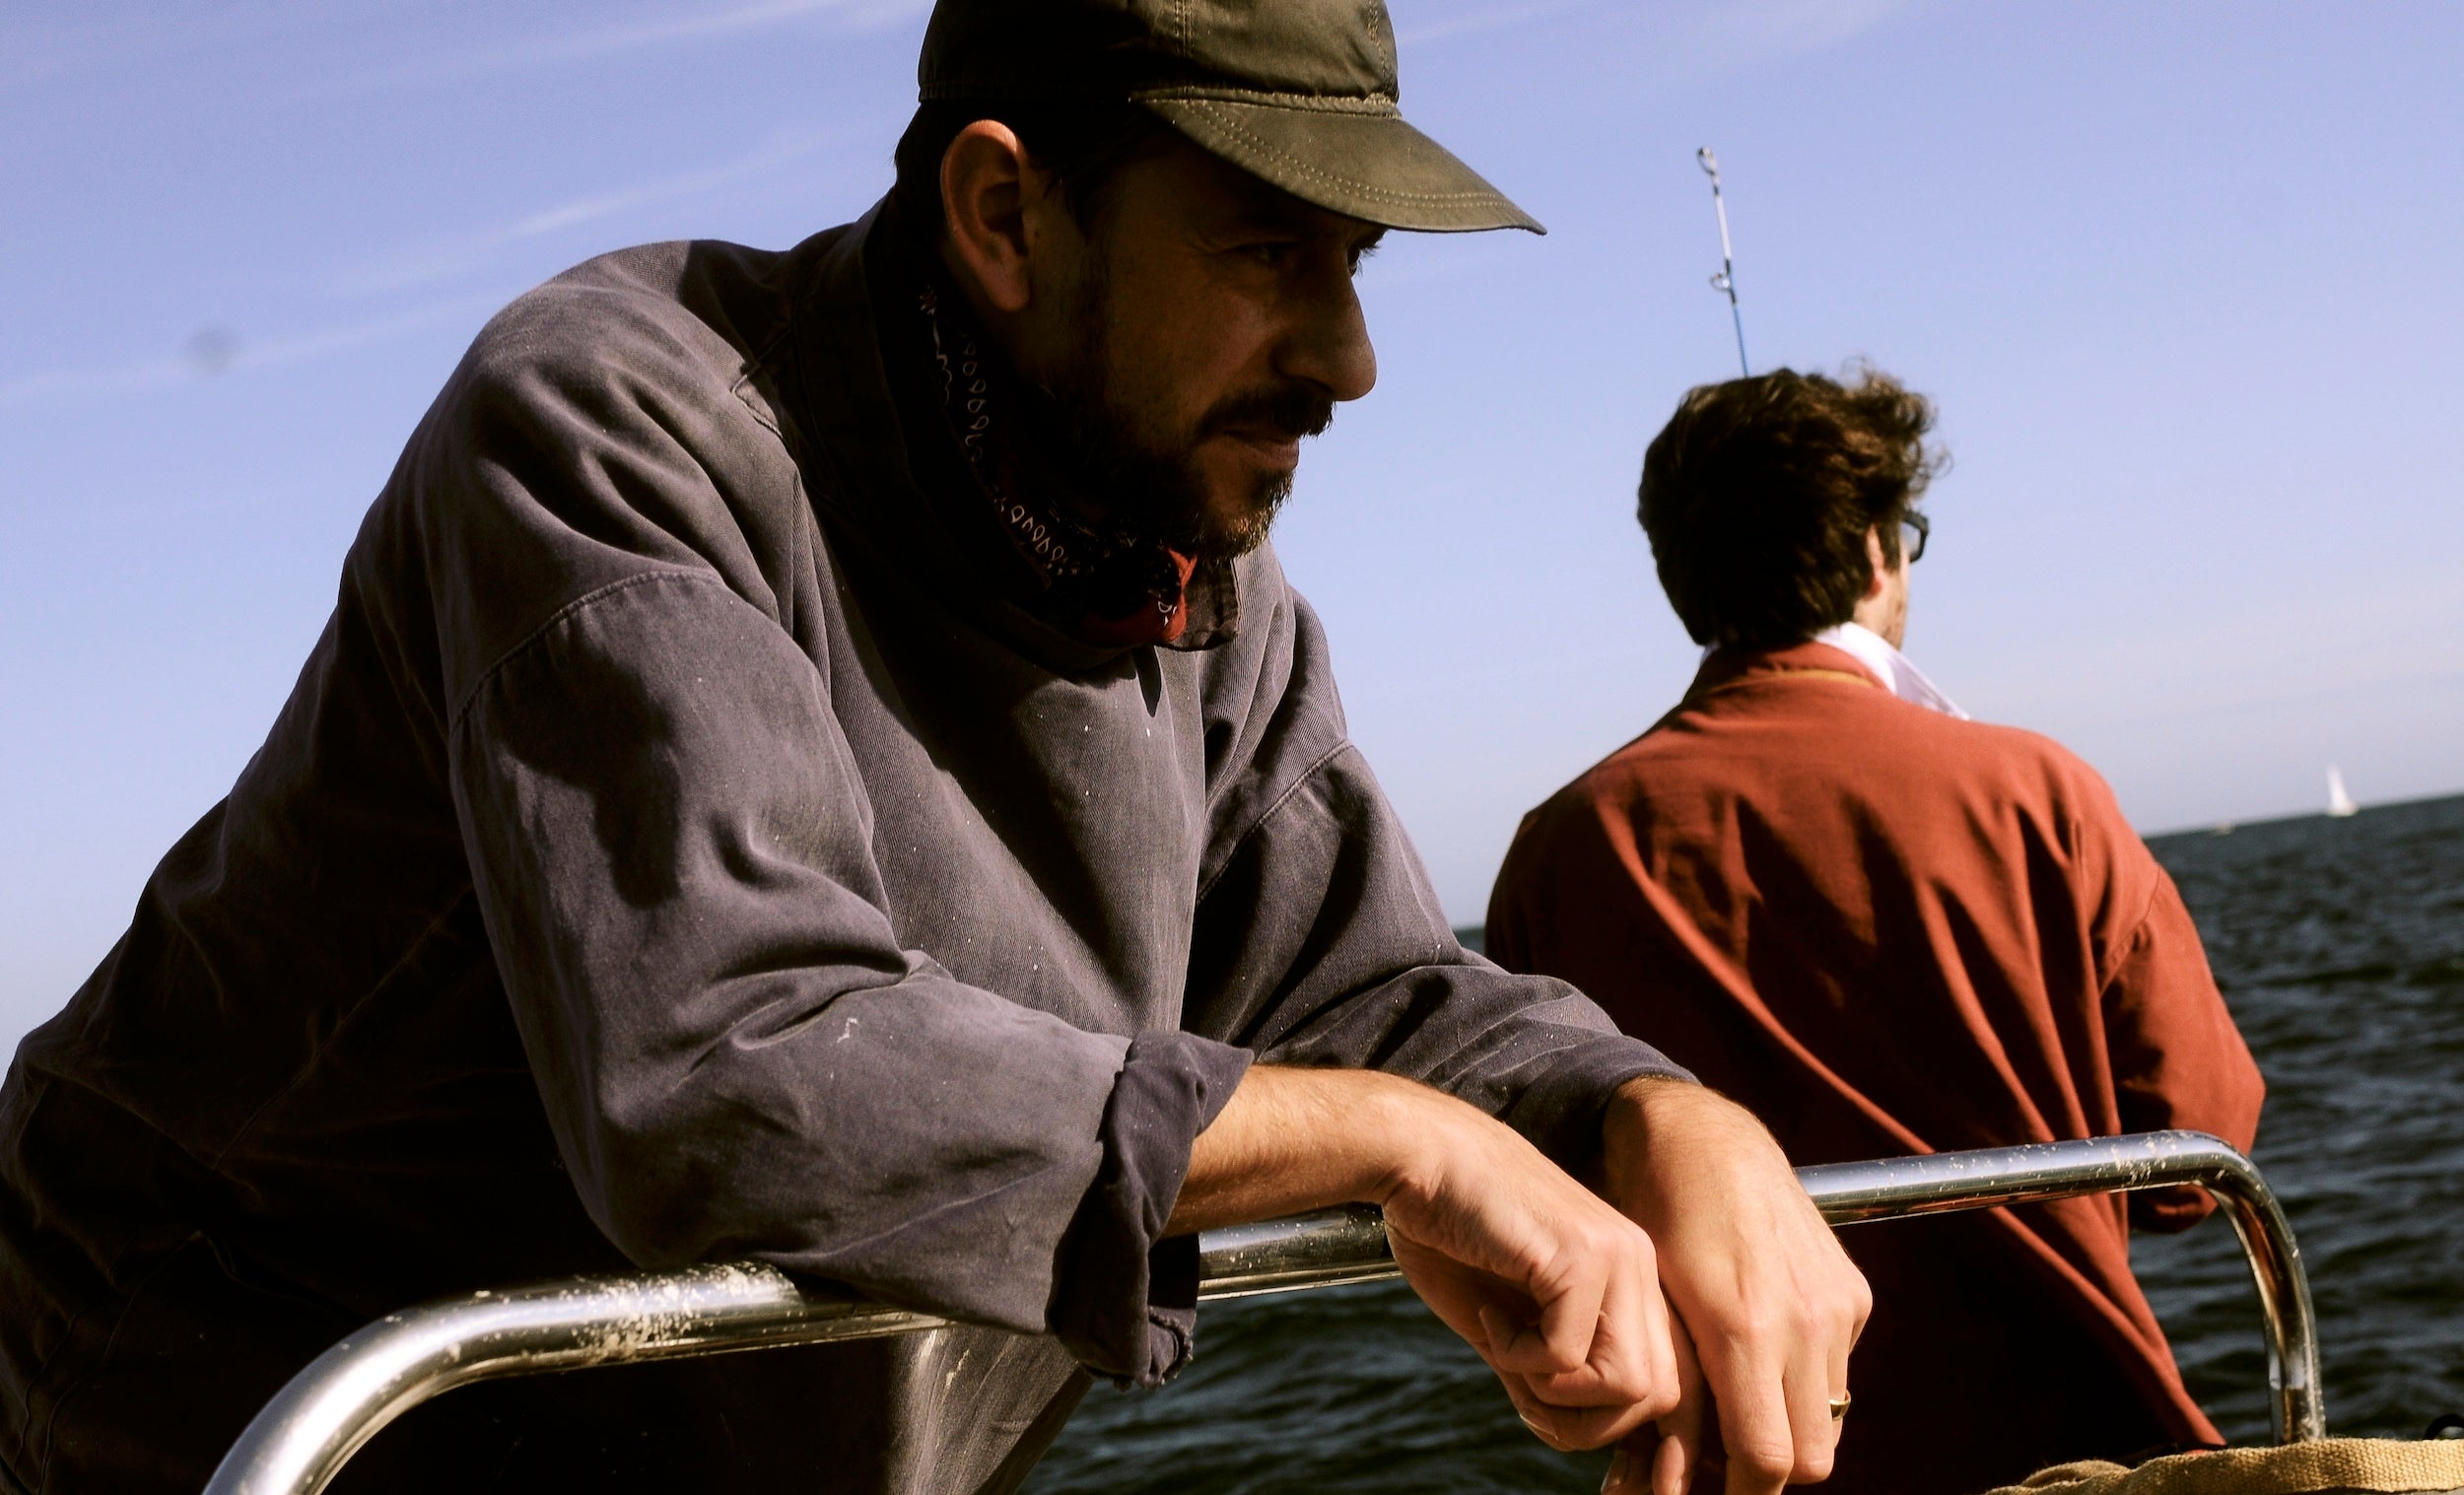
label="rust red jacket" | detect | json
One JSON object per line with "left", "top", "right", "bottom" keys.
{"left": 1487, "top": 643, "right": 2264, "bottom": 1494}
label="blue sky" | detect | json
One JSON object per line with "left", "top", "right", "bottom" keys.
{"left": 4, "top": 2, "right": 2460, "bottom": 1042}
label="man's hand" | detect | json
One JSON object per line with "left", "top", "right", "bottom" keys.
{"left": 1597, "top": 1079, "right": 1872, "bottom": 1495}
{"left": 1170, "top": 1066, "right": 1681, "bottom": 1449}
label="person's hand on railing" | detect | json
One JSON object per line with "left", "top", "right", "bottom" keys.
{"left": 1597, "top": 1079, "right": 1874, "bottom": 1495}
{"left": 1166, "top": 1065, "right": 1685, "bottom": 1452}
{"left": 1376, "top": 1101, "right": 1683, "bottom": 1453}
{"left": 204, "top": 1128, "right": 2314, "bottom": 1495}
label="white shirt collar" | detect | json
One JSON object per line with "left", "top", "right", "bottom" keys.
{"left": 1808, "top": 623, "right": 1970, "bottom": 719}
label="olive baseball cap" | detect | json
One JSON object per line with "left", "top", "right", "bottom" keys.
{"left": 917, "top": 0, "right": 1542, "bottom": 234}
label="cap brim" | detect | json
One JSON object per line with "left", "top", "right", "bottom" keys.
{"left": 1137, "top": 97, "right": 1543, "bottom": 235}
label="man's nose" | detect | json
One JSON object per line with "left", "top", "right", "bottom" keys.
{"left": 1277, "top": 257, "right": 1378, "bottom": 404}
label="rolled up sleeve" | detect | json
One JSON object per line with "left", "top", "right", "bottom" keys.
{"left": 1050, "top": 1031, "right": 1252, "bottom": 1385}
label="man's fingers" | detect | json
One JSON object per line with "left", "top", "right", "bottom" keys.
{"left": 1602, "top": 1446, "right": 1644, "bottom": 1495}
{"left": 1477, "top": 1244, "right": 1630, "bottom": 1386}
{"left": 1775, "top": 1241, "right": 1867, "bottom": 1484}
{"left": 1524, "top": 1251, "right": 1612, "bottom": 1378}
{"left": 1651, "top": 1309, "right": 1706, "bottom": 1495}
{"left": 1782, "top": 1357, "right": 1842, "bottom": 1486}
{"left": 1527, "top": 1240, "right": 1673, "bottom": 1412}
{"left": 1507, "top": 1383, "right": 1660, "bottom": 1453}
{"left": 1643, "top": 1254, "right": 1682, "bottom": 1417}
{"left": 1681, "top": 1264, "right": 1865, "bottom": 1493}
{"left": 1479, "top": 1300, "right": 1583, "bottom": 1379}
{"left": 1495, "top": 1248, "right": 1678, "bottom": 1454}
{"left": 1478, "top": 1300, "right": 1557, "bottom": 1379}
{"left": 1795, "top": 1272, "right": 1861, "bottom": 1482}
{"left": 1373, "top": 1087, "right": 1715, "bottom": 1461}
{"left": 1701, "top": 1342, "right": 1796, "bottom": 1495}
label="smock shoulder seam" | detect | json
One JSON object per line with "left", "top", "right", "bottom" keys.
{"left": 1195, "top": 738, "right": 1354, "bottom": 907}
{"left": 446, "top": 569, "right": 736, "bottom": 736}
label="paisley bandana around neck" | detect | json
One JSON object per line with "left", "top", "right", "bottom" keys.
{"left": 916, "top": 280, "right": 1196, "bottom": 648}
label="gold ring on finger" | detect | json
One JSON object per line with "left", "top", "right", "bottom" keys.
{"left": 1827, "top": 1393, "right": 1852, "bottom": 1420}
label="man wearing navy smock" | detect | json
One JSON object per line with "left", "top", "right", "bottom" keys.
{"left": 0, "top": 4, "right": 1867, "bottom": 1492}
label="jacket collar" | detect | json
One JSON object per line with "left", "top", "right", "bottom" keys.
{"left": 1687, "top": 640, "right": 1885, "bottom": 702}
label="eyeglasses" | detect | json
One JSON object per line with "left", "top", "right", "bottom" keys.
{"left": 1897, "top": 511, "right": 1930, "bottom": 565}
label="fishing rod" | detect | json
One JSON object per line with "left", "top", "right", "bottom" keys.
{"left": 1696, "top": 146, "right": 1749, "bottom": 376}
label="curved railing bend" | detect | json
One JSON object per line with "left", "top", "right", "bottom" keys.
{"left": 205, "top": 1128, "right": 2319, "bottom": 1495}
{"left": 1794, "top": 1128, "right": 2321, "bottom": 1445}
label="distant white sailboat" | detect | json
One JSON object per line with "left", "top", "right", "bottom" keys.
{"left": 2326, "top": 765, "right": 2359, "bottom": 818}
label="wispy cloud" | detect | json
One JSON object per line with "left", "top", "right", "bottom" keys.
{"left": 487, "top": 0, "right": 926, "bottom": 64}
{"left": 6, "top": 1, "right": 928, "bottom": 100}
{"left": 330, "top": 0, "right": 929, "bottom": 94}
{"left": 3, "top": 117, "right": 863, "bottom": 411}
{"left": 0, "top": 1, "right": 345, "bottom": 90}
{"left": 0, "top": 296, "right": 496, "bottom": 410}
{"left": 325, "top": 130, "right": 850, "bottom": 297}
{"left": 1390, "top": 0, "right": 1935, "bottom": 102}
{"left": 1689, "top": 0, "right": 1933, "bottom": 66}
{"left": 1397, "top": 0, "right": 1598, "bottom": 48}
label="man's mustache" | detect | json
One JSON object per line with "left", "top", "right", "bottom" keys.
{"left": 1201, "top": 382, "right": 1335, "bottom": 443}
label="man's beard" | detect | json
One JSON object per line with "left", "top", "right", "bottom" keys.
{"left": 1023, "top": 249, "right": 1334, "bottom": 561}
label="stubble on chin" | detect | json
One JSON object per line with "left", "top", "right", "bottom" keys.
{"left": 1037, "top": 254, "right": 1326, "bottom": 562}
{"left": 1192, "top": 466, "right": 1292, "bottom": 559}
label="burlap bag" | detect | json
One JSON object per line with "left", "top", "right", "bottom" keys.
{"left": 1985, "top": 1438, "right": 2464, "bottom": 1495}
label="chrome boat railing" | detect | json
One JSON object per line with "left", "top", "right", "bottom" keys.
{"left": 204, "top": 1128, "right": 2319, "bottom": 1495}
{"left": 1797, "top": 1129, "right": 2321, "bottom": 1445}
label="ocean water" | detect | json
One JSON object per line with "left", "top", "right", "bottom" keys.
{"left": 2136, "top": 793, "right": 2464, "bottom": 1443}
{"left": 1026, "top": 793, "right": 2464, "bottom": 1492}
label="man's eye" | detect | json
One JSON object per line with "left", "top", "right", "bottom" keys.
{"left": 1243, "top": 241, "right": 1299, "bottom": 267}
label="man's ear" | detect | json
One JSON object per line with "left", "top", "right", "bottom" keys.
{"left": 940, "top": 120, "right": 1046, "bottom": 315}
{"left": 1861, "top": 526, "right": 1891, "bottom": 599}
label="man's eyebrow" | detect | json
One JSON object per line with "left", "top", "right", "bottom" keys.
{"left": 1207, "top": 180, "right": 1386, "bottom": 256}
{"left": 1219, "top": 199, "right": 1321, "bottom": 235}
{"left": 1222, "top": 203, "right": 1389, "bottom": 261}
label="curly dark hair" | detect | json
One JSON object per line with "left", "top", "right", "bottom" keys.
{"left": 892, "top": 100, "right": 1174, "bottom": 241}
{"left": 1637, "top": 366, "right": 1945, "bottom": 649}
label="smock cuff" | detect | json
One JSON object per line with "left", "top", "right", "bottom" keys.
{"left": 1498, "top": 1037, "right": 1695, "bottom": 1172}
{"left": 1048, "top": 1029, "right": 1253, "bottom": 1386}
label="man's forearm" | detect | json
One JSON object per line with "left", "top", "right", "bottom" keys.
{"left": 1163, "top": 1064, "right": 1435, "bottom": 1235}
{"left": 1598, "top": 1074, "right": 1736, "bottom": 1205}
